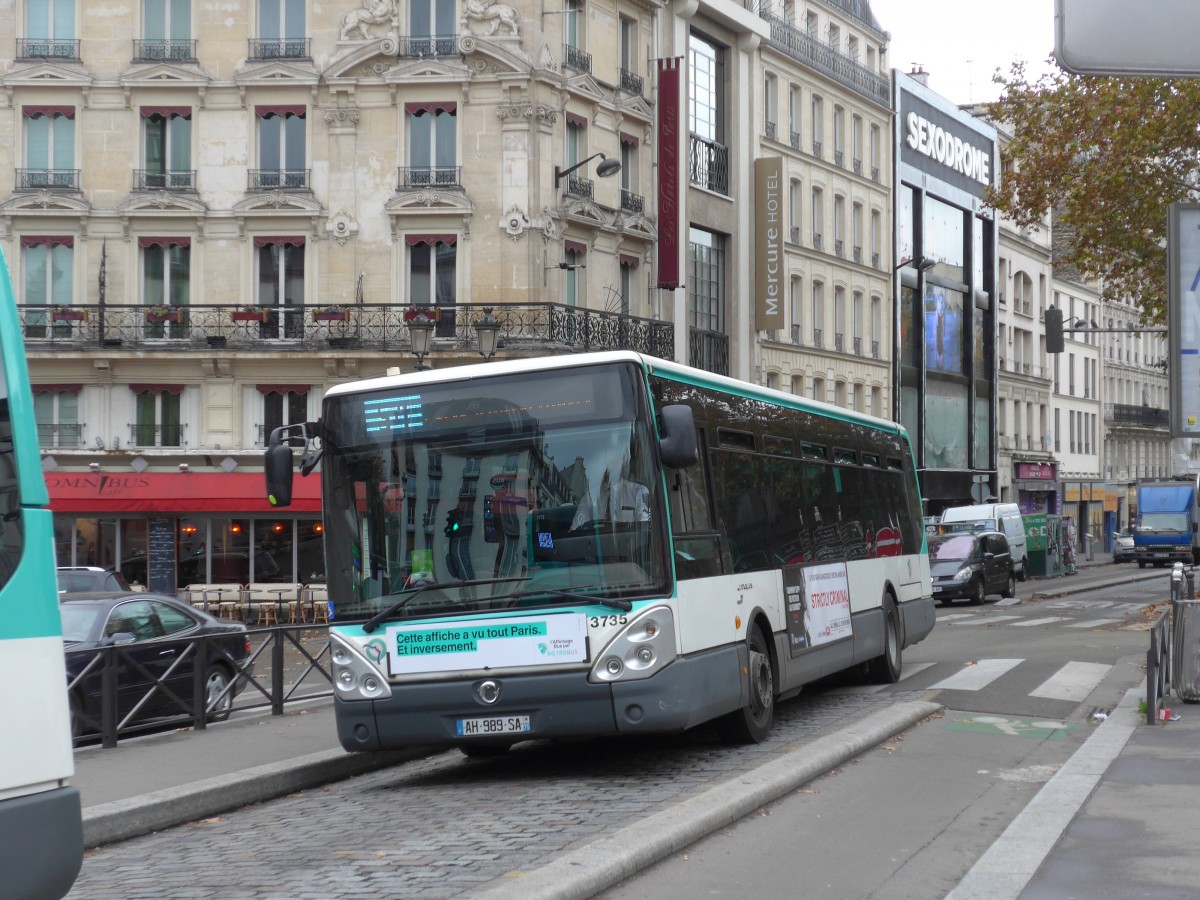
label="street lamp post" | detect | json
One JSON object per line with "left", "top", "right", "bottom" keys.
{"left": 406, "top": 312, "right": 436, "bottom": 370}
{"left": 554, "top": 152, "right": 621, "bottom": 189}
{"left": 473, "top": 307, "right": 501, "bottom": 359}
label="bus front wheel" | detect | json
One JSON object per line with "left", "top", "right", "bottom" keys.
{"left": 717, "top": 625, "right": 774, "bottom": 744}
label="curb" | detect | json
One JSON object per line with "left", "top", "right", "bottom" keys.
{"left": 472, "top": 699, "right": 942, "bottom": 900}
{"left": 945, "top": 683, "right": 1142, "bottom": 900}
{"left": 1030, "top": 570, "right": 1164, "bottom": 600}
{"left": 82, "top": 747, "right": 423, "bottom": 849}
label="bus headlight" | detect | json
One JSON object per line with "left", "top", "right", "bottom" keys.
{"left": 330, "top": 632, "right": 393, "bottom": 701}
{"left": 589, "top": 605, "right": 677, "bottom": 683}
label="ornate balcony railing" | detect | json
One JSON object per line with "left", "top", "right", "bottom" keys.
{"left": 17, "top": 38, "right": 80, "bottom": 60}
{"left": 1106, "top": 403, "right": 1170, "bottom": 428}
{"left": 398, "top": 35, "right": 458, "bottom": 57}
{"left": 790, "top": 131, "right": 800, "bottom": 150}
{"left": 564, "top": 43, "right": 592, "bottom": 73}
{"left": 37, "top": 423, "right": 84, "bottom": 449}
{"left": 565, "top": 174, "right": 595, "bottom": 200}
{"left": 397, "top": 166, "right": 462, "bottom": 189}
{"left": 760, "top": 13, "right": 891, "bottom": 107}
{"left": 134, "top": 169, "right": 196, "bottom": 191}
{"left": 130, "top": 422, "right": 187, "bottom": 449}
{"left": 619, "top": 67, "right": 643, "bottom": 95}
{"left": 620, "top": 190, "right": 644, "bottom": 214}
{"left": 248, "top": 169, "right": 310, "bottom": 190}
{"left": 248, "top": 38, "right": 310, "bottom": 59}
{"left": 690, "top": 133, "right": 729, "bottom": 194}
{"left": 765, "top": 121, "right": 777, "bottom": 140}
{"left": 16, "top": 169, "right": 80, "bottom": 190}
{"left": 18, "top": 302, "right": 675, "bottom": 361}
{"left": 133, "top": 39, "right": 197, "bottom": 62}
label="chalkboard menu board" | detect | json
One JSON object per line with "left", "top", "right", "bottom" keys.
{"left": 147, "top": 517, "right": 176, "bottom": 594}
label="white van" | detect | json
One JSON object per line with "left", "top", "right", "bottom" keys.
{"left": 938, "top": 503, "right": 1029, "bottom": 580}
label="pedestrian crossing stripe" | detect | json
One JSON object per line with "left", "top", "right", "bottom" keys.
{"left": 945, "top": 615, "right": 1023, "bottom": 626}
{"left": 1029, "top": 661, "right": 1112, "bottom": 701}
{"left": 929, "top": 658, "right": 1023, "bottom": 691}
{"left": 1011, "top": 617, "right": 1071, "bottom": 627}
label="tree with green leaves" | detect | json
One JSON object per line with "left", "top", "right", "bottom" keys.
{"left": 985, "top": 63, "right": 1200, "bottom": 323}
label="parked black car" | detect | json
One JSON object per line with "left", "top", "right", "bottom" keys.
{"left": 929, "top": 531, "right": 1016, "bottom": 604}
{"left": 57, "top": 566, "right": 129, "bottom": 593}
{"left": 60, "top": 592, "right": 252, "bottom": 738}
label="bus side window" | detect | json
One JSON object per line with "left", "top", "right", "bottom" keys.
{"left": 668, "top": 428, "right": 725, "bottom": 579}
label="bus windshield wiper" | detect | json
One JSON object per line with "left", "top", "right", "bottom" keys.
{"left": 362, "top": 576, "right": 529, "bottom": 633}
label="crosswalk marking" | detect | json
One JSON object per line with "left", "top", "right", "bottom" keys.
{"left": 929, "top": 658, "right": 1023, "bottom": 691}
{"left": 1063, "top": 619, "right": 1114, "bottom": 629}
{"left": 937, "top": 613, "right": 978, "bottom": 621}
{"left": 1029, "top": 661, "right": 1112, "bottom": 701}
{"left": 1011, "top": 617, "right": 1071, "bottom": 627}
{"left": 946, "top": 615, "right": 1023, "bottom": 626}
{"left": 898, "top": 661, "right": 936, "bottom": 682}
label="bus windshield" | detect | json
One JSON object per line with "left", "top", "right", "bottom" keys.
{"left": 319, "top": 363, "right": 670, "bottom": 620}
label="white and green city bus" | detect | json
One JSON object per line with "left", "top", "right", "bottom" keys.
{"left": 265, "top": 351, "right": 934, "bottom": 753}
{"left": 0, "top": 246, "right": 83, "bottom": 897}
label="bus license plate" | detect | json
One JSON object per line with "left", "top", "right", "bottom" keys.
{"left": 456, "top": 715, "right": 531, "bottom": 737}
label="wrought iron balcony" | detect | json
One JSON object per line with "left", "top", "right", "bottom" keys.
{"left": 398, "top": 166, "right": 462, "bottom": 190}
{"left": 871, "top": 165, "right": 880, "bottom": 182}
{"left": 791, "top": 324, "right": 802, "bottom": 345}
{"left": 765, "top": 121, "right": 777, "bottom": 140}
{"left": 760, "top": 13, "right": 891, "bottom": 107}
{"left": 812, "top": 327, "right": 823, "bottom": 348}
{"left": 790, "top": 131, "right": 800, "bottom": 150}
{"left": 853, "top": 336, "right": 862, "bottom": 355}
{"left": 689, "top": 134, "right": 729, "bottom": 194}
{"left": 834, "top": 149, "right": 844, "bottom": 168}
{"left": 16, "top": 169, "right": 80, "bottom": 190}
{"left": 248, "top": 169, "right": 310, "bottom": 190}
{"left": 18, "top": 302, "right": 675, "bottom": 361}
{"left": 17, "top": 38, "right": 80, "bottom": 60}
{"left": 834, "top": 239, "right": 844, "bottom": 257}
{"left": 134, "top": 169, "right": 196, "bottom": 191}
{"left": 871, "top": 340, "right": 880, "bottom": 359}
{"left": 564, "top": 174, "right": 595, "bottom": 200}
{"left": 834, "top": 332, "right": 844, "bottom": 352}
{"left": 620, "top": 190, "right": 644, "bottom": 214}
{"left": 812, "top": 234, "right": 823, "bottom": 251}
{"left": 812, "top": 139, "right": 823, "bottom": 158}
{"left": 38, "top": 422, "right": 84, "bottom": 449}
{"left": 790, "top": 226, "right": 800, "bottom": 244}
{"left": 853, "top": 158, "right": 862, "bottom": 174}
{"left": 398, "top": 35, "right": 458, "bottom": 57}
{"left": 133, "top": 39, "right": 197, "bottom": 62}
{"left": 619, "top": 67, "right": 644, "bottom": 95}
{"left": 564, "top": 43, "right": 591, "bottom": 73}
{"left": 853, "top": 245, "right": 862, "bottom": 263}
{"left": 1106, "top": 403, "right": 1169, "bottom": 428}
{"left": 248, "top": 37, "right": 310, "bottom": 59}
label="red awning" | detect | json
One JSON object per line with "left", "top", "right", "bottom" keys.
{"left": 565, "top": 112, "right": 588, "bottom": 128}
{"left": 254, "top": 105, "right": 306, "bottom": 117}
{"left": 564, "top": 239, "right": 588, "bottom": 255}
{"left": 620, "top": 131, "right": 640, "bottom": 147}
{"left": 404, "top": 101, "right": 457, "bottom": 115}
{"left": 253, "top": 235, "right": 306, "bottom": 248}
{"left": 23, "top": 105, "right": 75, "bottom": 118}
{"left": 33, "top": 383, "right": 83, "bottom": 394}
{"left": 138, "top": 236, "right": 191, "bottom": 248}
{"left": 130, "top": 383, "right": 184, "bottom": 395}
{"left": 140, "top": 106, "right": 191, "bottom": 118}
{"left": 256, "top": 384, "right": 310, "bottom": 395}
{"left": 44, "top": 471, "right": 322, "bottom": 514}
{"left": 20, "top": 235, "right": 74, "bottom": 248}
{"left": 619, "top": 253, "right": 640, "bottom": 268}
{"left": 404, "top": 234, "right": 457, "bottom": 246}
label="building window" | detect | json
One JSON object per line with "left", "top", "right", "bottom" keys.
{"left": 261, "top": 387, "right": 308, "bottom": 447}
{"left": 764, "top": 73, "right": 777, "bottom": 135}
{"left": 810, "top": 94, "right": 823, "bottom": 155}
{"left": 409, "top": 0, "right": 455, "bottom": 55}
{"left": 141, "top": 238, "right": 191, "bottom": 337}
{"left": 408, "top": 236, "right": 457, "bottom": 327}
{"left": 833, "top": 287, "right": 845, "bottom": 350}
{"left": 22, "top": 237, "right": 73, "bottom": 309}
{"left": 811, "top": 186, "right": 823, "bottom": 250}
{"left": 407, "top": 105, "right": 456, "bottom": 186}
{"left": 870, "top": 295, "right": 881, "bottom": 357}
{"left": 689, "top": 32, "right": 727, "bottom": 193}
{"left": 142, "top": 0, "right": 192, "bottom": 58}
{"left": 255, "top": 0, "right": 306, "bottom": 57}
{"left": 255, "top": 108, "right": 306, "bottom": 189}
{"left": 23, "top": 108, "right": 75, "bottom": 189}
{"left": 811, "top": 280, "right": 824, "bottom": 346}
{"left": 255, "top": 237, "right": 305, "bottom": 339}
{"left": 141, "top": 110, "right": 192, "bottom": 189}
{"left": 833, "top": 194, "right": 845, "bottom": 255}
{"left": 23, "top": 0, "right": 76, "bottom": 57}
{"left": 688, "top": 227, "right": 724, "bottom": 332}
{"left": 134, "top": 387, "right": 182, "bottom": 448}
{"left": 832, "top": 105, "right": 844, "bottom": 165}
{"left": 34, "top": 388, "right": 81, "bottom": 449}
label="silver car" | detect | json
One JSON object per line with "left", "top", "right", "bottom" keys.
{"left": 1113, "top": 528, "right": 1135, "bottom": 564}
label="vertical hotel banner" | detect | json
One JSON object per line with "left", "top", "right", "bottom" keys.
{"left": 656, "top": 57, "right": 682, "bottom": 289}
{"left": 754, "top": 157, "right": 785, "bottom": 331}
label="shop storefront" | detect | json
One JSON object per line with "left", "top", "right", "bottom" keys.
{"left": 46, "top": 471, "right": 325, "bottom": 594}
{"left": 1013, "top": 461, "right": 1058, "bottom": 515}
{"left": 894, "top": 71, "right": 999, "bottom": 513}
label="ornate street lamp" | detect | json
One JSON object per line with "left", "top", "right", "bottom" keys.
{"left": 406, "top": 311, "right": 436, "bottom": 370}
{"left": 554, "top": 152, "right": 622, "bottom": 187}
{"left": 473, "top": 307, "right": 501, "bottom": 359}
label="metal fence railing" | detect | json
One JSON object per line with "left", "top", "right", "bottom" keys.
{"left": 66, "top": 624, "right": 332, "bottom": 749}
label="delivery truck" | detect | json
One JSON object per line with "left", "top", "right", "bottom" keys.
{"left": 1133, "top": 477, "right": 1200, "bottom": 567}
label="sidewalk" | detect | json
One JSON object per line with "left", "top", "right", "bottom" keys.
{"left": 71, "top": 559, "right": 1188, "bottom": 898}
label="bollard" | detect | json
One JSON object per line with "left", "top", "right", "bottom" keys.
{"left": 1087, "top": 532, "right": 1095, "bottom": 561}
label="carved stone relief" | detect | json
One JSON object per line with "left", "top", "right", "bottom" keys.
{"left": 339, "top": 0, "right": 399, "bottom": 41}
{"left": 462, "top": 0, "right": 521, "bottom": 38}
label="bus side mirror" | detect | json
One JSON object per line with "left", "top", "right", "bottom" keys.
{"left": 265, "top": 441, "right": 295, "bottom": 508}
{"left": 658, "top": 404, "right": 699, "bottom": 469}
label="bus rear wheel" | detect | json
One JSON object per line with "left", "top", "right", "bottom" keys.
{"left": 717, "top": 626, "right": 774, "bottom": 744}
{"left": 866, "top": 598, "right": 902, "bottom": 684}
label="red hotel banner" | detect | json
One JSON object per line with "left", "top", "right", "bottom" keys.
{"left": 656, "top": 57, "right": 682, "bottom": 290}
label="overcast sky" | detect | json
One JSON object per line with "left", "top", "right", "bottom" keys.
{"left": 867, "top": 0, "right": 1060, "bottom": 105}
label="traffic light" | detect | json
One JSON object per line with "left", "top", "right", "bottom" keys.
{"left": 444, "top": 509, "right": 462, "bottom": 538}
{"left": 1045, "top": 306, "right": 1065, "bottom": 353}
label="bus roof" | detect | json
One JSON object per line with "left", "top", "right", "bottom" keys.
{"left": 322, "top": 350, "right": 910, "bottom": 438}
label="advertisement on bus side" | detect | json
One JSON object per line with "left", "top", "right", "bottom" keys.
{"left": 784, "top": 562, "right": 853, "bottom": 658}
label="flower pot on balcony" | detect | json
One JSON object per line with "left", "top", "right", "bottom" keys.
{"left": 403, "top": 307, "right": 440, "bottom": 323}
{"left": 144, "top": 308, "right": 183, "bottom": 324}
{"left": 231, "top": 309, "right": 269, "bottom": 323}
{"left": 51, "top": 308, "right": 87, "bottom": 322}
{"left": 313, "top": 309, "right": 349, "bottom": 323}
